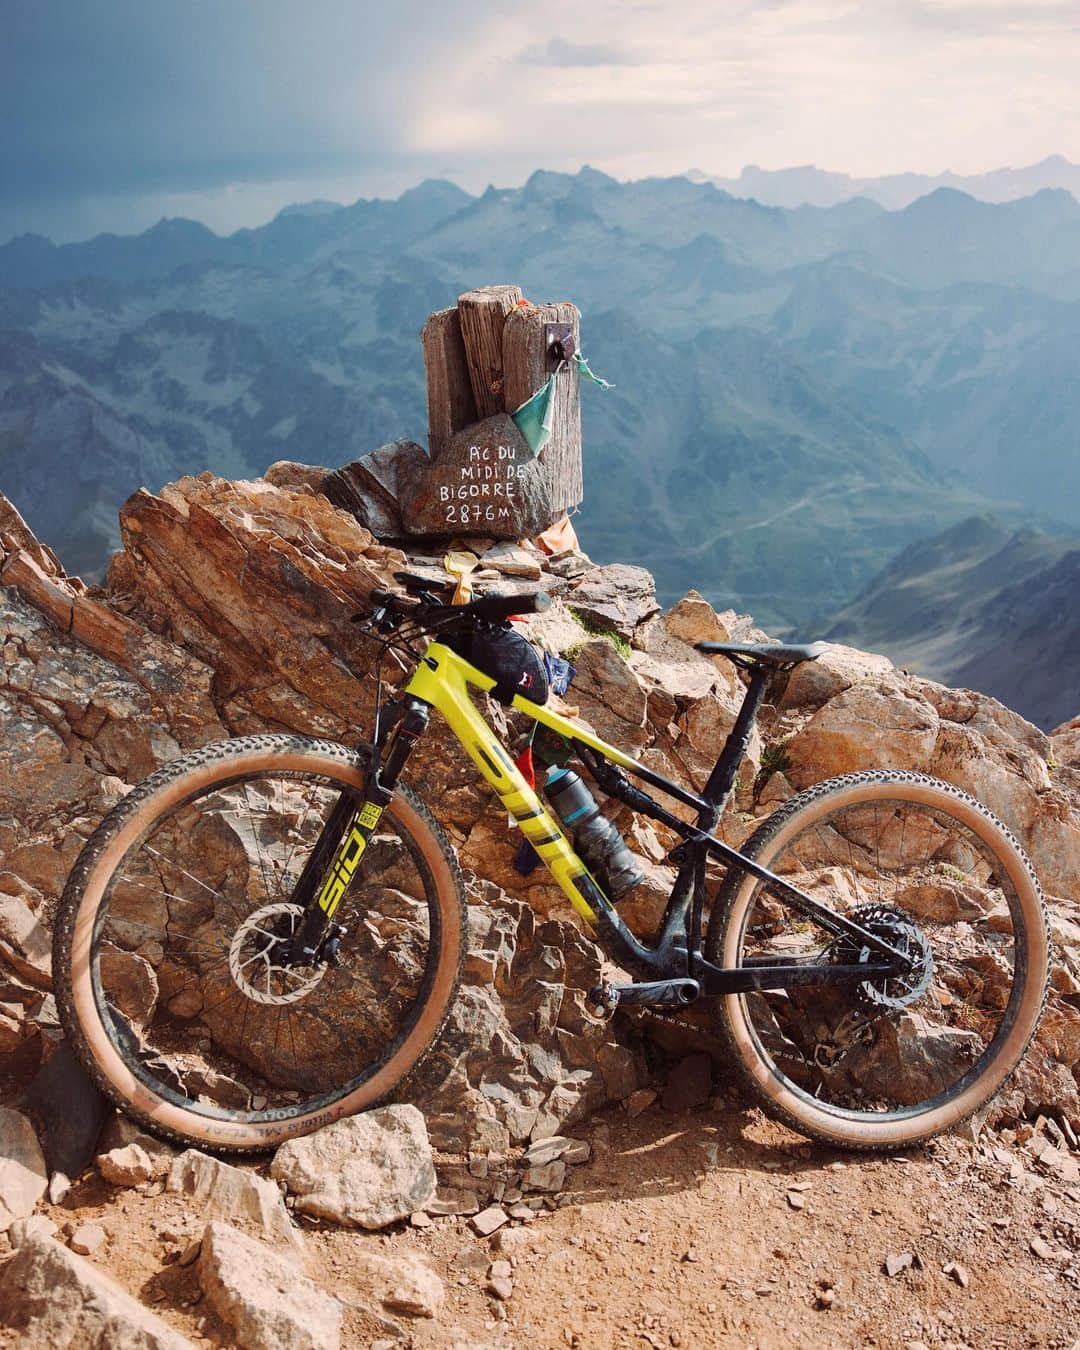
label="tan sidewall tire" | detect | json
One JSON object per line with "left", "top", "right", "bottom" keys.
{"left": 716, "top": 773, "right": 1050, "bottom": 1150}
{"left": 59, "top": 738, "right": 465, "bottom": 1152}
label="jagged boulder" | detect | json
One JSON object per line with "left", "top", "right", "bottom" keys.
{"left": 564, "top": 563, "right": 660, "bottom": 638}
{"left": 782, "top": 673, "right": 1080, "bottom": 902}
{"left": 197, "top": 1222, "right": 342, "bottom": 1350}
{"left": 167, "top": 1150, "right": 302, "bottom": 1252}
{"left": 411, "top": 880, "right": 642, "bottom": 1148}
{"left": 0, "top": 471, "right": 1078, "bottom": 1139}
{"left": 779, "top": 642, "right": 893, "bottom": 709}
{"left": 320, "top": 439, "right": 429, "bottom": 539}
{"left": 0, "top": 1107, "right": 48, "bottom": 1232}
{"left": 270, "top": 1105, "right": 437, "bottom": 1229}
{"left": 1051, "top": 715, "right": 1080, "bottom": 768}
{"left": 346, "top": 1248, "right": 445, "bottom": 1319}
{"left": 785, "top": 677, "right": 941, "bottom": 781}
{"left": 0, "top": 1233, "right": 193, "bottom": 1348}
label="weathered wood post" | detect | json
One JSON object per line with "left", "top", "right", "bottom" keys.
{"left": 457, "top": 285, "right": 524, "bottom": 420}
{"left": 502, "top": 300, "right": 582, "bottom": 520}
{"left": 408, "top": 287, "right": 584, "bottom": 537}
{"left": 420, "top": 306, "right": 477, "bottom": 461}
{"left": 326, "top": 283, "right": 588, "bottom": 541}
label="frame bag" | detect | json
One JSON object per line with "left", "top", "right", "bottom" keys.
{"left": 465, "top": 624, "right": 549, "bottom": 706}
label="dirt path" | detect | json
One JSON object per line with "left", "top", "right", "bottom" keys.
{"left": 6, "top": 1093, "right": 1078, "bottom": 1350}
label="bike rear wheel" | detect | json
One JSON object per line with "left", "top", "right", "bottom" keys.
{"left": 706, "top": 770, "right": 1049, "bottom": 1150}
{"left": 54, "top": 735, "right": 466, "bottom": 1152}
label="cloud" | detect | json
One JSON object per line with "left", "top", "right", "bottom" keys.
{"left": 895, "top": 0, "right": 1080, "bottom": 33}
{"left": 3, "top": 0, "right": 1080, "bottom": 241}
{"left": 517, "top": 37, "right": 642, "bottom": 67}
{"left": 0, "top": 0, "right": 493, "bottom": 218}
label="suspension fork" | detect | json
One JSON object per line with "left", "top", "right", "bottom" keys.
{"left": 285, "top": 698, "right": 431, "bottom": 962}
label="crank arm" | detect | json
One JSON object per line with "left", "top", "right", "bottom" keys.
{"left": 589, "top": 978, "right": 700, "bottom": 1011}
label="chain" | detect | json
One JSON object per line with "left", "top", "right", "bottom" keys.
{"left": 625, "top": 1000, "right": 882, "bottom": 1075}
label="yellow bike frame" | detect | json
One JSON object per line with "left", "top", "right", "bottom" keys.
{"left": 405, "top": 642, "right": 640, "bottom": 926}
{"left": 298, "top": 628, "right": 913, "bottom": 994}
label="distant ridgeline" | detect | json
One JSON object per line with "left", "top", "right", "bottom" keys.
{"left": 2, "top": 167, "right": 1080, "bottom": 656}
{"left": 824, "top": 514, "right": 1080, "bottom": 732}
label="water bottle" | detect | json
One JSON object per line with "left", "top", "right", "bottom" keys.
{"left": 544, "top": 767, "right": 645, "bottom": 899}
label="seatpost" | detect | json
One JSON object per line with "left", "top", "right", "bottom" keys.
{"left": 700, "top": 663, "right": 773, "bottom": 828}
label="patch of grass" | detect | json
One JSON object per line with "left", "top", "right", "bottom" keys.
{"left": 568, "top": 608, "right": 631, "bottom": 658}
{"left": 755, "top": 738, "right": 792, "bottom": 793}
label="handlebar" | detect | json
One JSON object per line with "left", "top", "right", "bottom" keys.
{"left": 466, "top": 590, "right": 551, "bottom": 623}
{"left": 369, "top": 587, "right": 551, "bottom": 628}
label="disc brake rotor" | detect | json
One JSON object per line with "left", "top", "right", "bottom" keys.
{"left": 228, "top": 902, "right": 327, "bottom": 1006}
{"left": 830, "top": 903, "right": 934, "bottom": 1011}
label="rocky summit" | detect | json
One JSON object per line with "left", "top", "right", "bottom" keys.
{"left": 0, "top": 467, "right": 1079, "bottom": 1345}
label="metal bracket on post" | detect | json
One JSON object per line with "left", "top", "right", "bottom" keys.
{"left": 544, "top": 322, "right": 576, "bottom": 371}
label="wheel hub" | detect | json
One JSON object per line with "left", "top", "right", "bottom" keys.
{"left": 228, "top": 902, "right": 327, "bottom": 1005}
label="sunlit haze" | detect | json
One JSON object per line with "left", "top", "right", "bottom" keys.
{"left": 4, "top": 0, "right": 1080, "bottom": 241}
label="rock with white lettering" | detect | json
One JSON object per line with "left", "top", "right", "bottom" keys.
{"left": 398, "top": 415, "right": 555, "bottom": 539}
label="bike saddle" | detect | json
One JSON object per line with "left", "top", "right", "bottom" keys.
{"left": 694, "top": 640, "right": 828, "bottom": 667}
{"left": 393, "top": 570, "right": 455, "bottom": 598}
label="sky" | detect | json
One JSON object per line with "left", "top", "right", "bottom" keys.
{"left": 3, "top": 0, "right": 1080, "bottom": 243}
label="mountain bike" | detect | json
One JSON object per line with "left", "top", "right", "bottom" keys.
{"left": 54, "top": 577, "right": 1050, "bottom": 1153}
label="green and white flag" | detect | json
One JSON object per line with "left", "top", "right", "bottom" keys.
{"left": 510, "top": 354, "right": 613, "bottom": 456}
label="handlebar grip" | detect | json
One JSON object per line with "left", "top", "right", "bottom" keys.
{"left": 469, "top": 590, "right": 551, "bottom": 623}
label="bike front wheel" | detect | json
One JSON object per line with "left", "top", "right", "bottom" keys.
{"left": 706, "top": 770, "right": 1049, "bottom": 1150}
{"left": 54, "top": 735, "right": 466, "bottom": 1151}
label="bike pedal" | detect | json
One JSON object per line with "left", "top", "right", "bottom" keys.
{"left": 588, "top": 978, "right": 700, "bottom": 1011}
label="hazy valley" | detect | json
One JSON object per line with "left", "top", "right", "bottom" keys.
{"left": 1, "top": 165, "right": 1079, "bottom": 723}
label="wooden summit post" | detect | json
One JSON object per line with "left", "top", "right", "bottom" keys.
{"left": 403, "top": 285, "right": 584, "bottom": 539}
{"left": 420, "top": 306, "right": 477, "bottom": 461}
{"left": 458, "top": 285, "right": 523, "bottom": 420}
{"left": 502, "top": 299, "right": 582, "bottom": 519}
{"left": 327, "top": 284, "right": 587, "bottom": 541}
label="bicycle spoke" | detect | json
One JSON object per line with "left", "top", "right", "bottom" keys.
{"left": 722, "top": 786, "right": 1030, "bottom": 1127}
{"left": 143, "top": 846, "right": 239, "bottom": 917}
{"left": 75, "top": 747, "right": 463, "bottom": 1138}
{"left": 105, "top": 908, "right": 227, "bottom": 957}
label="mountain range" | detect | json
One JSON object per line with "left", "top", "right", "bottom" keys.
{"left": 1, "top": 167, "right": 1079, "bottom": 724}
{"left": 693, "top": 154, "right": 1080, "bottom": 210}
{"left": 825, "top": 515, "right": 1079, "bottom": 731}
